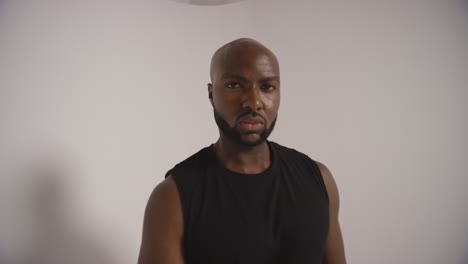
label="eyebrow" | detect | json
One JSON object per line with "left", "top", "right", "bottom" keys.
{"left": 221, "top": 74, "right": 279, "bottom": 83}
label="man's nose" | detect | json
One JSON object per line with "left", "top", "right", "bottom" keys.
{"left": 242, "top": 86, "right": 263, "bottom": 111}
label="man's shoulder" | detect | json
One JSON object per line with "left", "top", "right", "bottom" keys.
{"left": 269, "top": 141, "right": 312, "bottom": 161}
{"left": 165, "top": 145, "right": 213, "bottom": 178}
{"left": 271, "top": 141, "right": 330, "bottom": 199}
{"left": 270, "top": 140, "right": 324, "bottom": 174}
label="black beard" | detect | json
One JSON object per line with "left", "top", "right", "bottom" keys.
{"left": 213, "top": 109, "right": 277, "bottom": 147}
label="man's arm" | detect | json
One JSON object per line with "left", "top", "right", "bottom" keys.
{"left": 317, "top": 162, "right": 347, "bottom": 264}
{"left": 137, "top": 175, "right": 185, "bottom": 264}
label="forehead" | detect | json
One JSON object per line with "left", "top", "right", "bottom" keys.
{"left": 212, "top": 44, "right": 280, "bottom": 80}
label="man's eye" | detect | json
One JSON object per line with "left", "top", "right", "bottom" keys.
{"left": 226, "top": 83, "right": 241, "bottom": 89}
{"left": 262, "top": 84, "right": 276, "bottom": 91}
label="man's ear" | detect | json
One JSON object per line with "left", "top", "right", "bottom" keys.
{"left": 207, "top": 83, "right": 214, "bottom": 106}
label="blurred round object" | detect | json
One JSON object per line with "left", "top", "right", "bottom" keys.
{"left": 171, "top": 0, "right": 245, "bottom": 6}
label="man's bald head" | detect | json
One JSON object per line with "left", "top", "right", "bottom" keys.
{"left": 209, "top": 38, "right": 279, "bottom": 82}
{"left": 207, "top": 38, "right": 280, "bottom": 147}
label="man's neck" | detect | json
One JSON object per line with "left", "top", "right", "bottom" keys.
{"left": 213, "top": 137, "right": 271, "bottom": 174}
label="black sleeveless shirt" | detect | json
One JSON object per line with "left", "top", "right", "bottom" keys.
{"left": 165, "top": 141, "right": 329, "bottom": 264}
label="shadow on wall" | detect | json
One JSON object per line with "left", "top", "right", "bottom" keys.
{"left": 1, "top": 158, "right": 115, "bottom": 264}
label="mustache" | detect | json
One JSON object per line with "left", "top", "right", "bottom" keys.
{"left": 238, "top": 111, "right": 266, "bottom": 123}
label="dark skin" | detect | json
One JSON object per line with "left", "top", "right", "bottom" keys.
{"left": 138, "top": 38, "right": 346, "bottom": 264}
{"left": 209, "top": 38, "right": 280, "bottom": 174}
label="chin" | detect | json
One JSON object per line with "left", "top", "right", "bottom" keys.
{"left": 240, "top": 136, "right": 265, "bottom": 146}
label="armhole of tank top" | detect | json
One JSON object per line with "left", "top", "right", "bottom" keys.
{"left": 310, "top": 159, "right": 330, "bottom": 202}
{"left": 309, "top": 159, "right": 330, "bottom": 203}
{"left": 164, "top": 170, "right": 188, "bottom": 231}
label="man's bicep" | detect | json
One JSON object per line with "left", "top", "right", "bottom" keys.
{"left": 317, "top": 162, "right": 347, "bottom": 264}
{"left": 138, "top": 176, "right": 185, "bottom": 264}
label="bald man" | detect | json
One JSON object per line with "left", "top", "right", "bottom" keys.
{"left": 138, "top": 38, "right": 346, "bottom": 264}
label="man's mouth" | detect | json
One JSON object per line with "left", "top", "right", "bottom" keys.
{"left": 239, "top": 121, "right": 264, "bottom": 131}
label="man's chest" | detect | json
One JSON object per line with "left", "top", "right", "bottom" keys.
{"left": 183, "top": 171, "right": 329, "bottom": 264}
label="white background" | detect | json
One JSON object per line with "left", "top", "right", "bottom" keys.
{"left": 1, "top": 0, "right": 467, "bottom": 263}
